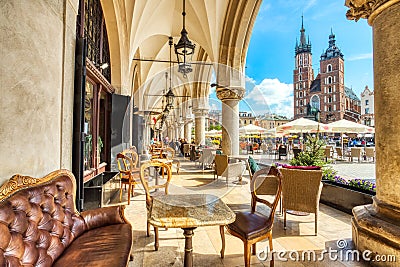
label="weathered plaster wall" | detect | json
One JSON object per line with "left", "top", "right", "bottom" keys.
{"left": 0, "top": 0, "right": 77, "bottom": 184}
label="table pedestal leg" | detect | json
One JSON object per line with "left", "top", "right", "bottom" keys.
{"left": 182, "top": 227, "right": 196, "bottom": 267}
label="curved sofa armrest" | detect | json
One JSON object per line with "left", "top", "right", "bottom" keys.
{"left": 80, "top": 205, "right": 129, "bottom": 230}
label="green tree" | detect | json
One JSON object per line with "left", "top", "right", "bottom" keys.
{"left": 290, "top": 135, "right": 326, "bottom": 167}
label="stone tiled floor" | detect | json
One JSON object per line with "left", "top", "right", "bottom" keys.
{"left": 122, "top": 158, "right": 369, "bottom": 266}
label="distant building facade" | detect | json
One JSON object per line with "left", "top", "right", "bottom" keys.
{"left": 293, "top": 18, "right": 361, "bottom": 123}
{"left": 258, "top": 114, "right": 290, "bottom": 130}
{"left": 207, "top": 110, "right": 222, "bottom": 129}
{"left": 239, "top": 111, "right": 256, "bottom": 127}
{"left": 360, "top": 86, "right": 374, "bottom": 126}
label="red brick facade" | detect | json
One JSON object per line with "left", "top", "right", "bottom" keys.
{"left": 293, "top": 24, "right": 361, "bottom": 123}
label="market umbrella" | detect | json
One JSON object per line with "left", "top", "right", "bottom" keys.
{"left": 328, "top": 119, "right": 375, "bottom": 133}
{"left": 328, "top": 119, "right": 375, "bottom": 152}
{"left": 239, "top": 124, "right": 268, "bottom": 134}
{"left": 276, "top": 118, "right": 331, "bottom": 133}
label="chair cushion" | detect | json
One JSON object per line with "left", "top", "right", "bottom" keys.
{"left": 282, "top": 165, "right": 321, "bottom": 170}
{"left": 248, "top": 156, "right": 260, "bottom": 175}
{"left": 53, "top": 223, "right": 132, "bottom": 267}
{"left": 226, "top": 211, "right": 273, "bottom": 240}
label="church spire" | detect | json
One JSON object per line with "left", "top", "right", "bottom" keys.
{"left": 321, "top": 28, "right": 344, "bottom": 60}
{"left": 295, "top": 15, "right": 312, "bottom": 55}
{"left": 300, "top": 15, "right": 307, "bottom": 45}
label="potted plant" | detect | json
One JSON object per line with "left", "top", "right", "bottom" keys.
{"left": 287, "top": 134, "right": 374, "bottom": 214}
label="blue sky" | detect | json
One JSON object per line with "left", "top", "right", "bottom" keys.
{"left": 210, "top": 0, "right": 373, "bottom": 119}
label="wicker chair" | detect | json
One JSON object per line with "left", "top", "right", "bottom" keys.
{"left": 350, "top": 147, "right": 362, "bottom": 162}
{"left": 324, "top": 146, "right": 333, "bottom": 162}
{"left": 138, "top": 160, "right": 172, "bottom": 251}
{"left": 280, "top": 168, "right": 323, "bottom": 235}
{"left": 214, "top": 154, "right": 244, "bottom": 184}
{"left": 198, "top": 148, "right": 216, "bottom": 170}
{"left": 365, "top": 147, "right": 375, "bottom": 162}
{"left": 335, "top": 147, "right": 345, "bottom": 160}
{"left": 221, "top": 167, "right": 282, "bottom": 266}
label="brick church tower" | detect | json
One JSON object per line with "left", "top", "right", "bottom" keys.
{"left": 293, "top": 21, "right": 361, "bottom": 123}
{"left": 293, "top": 17, "right": 314, "bottom": 119}
{"left": 316, "top": 29, "right": 345, "bottom": 122}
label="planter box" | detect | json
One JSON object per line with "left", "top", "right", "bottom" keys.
{"left": 320, "top": 181, "right": 374, "bottom": 214}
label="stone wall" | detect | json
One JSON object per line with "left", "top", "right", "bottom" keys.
{"left": 0, "top": 0, "right": 78, "bottom": 184}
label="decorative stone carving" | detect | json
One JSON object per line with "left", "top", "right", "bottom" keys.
{"left": 216, "top": 87, "right": 245, "bottom": 101}
{"left": 193, "top": 108, "right": 208, "bottom": 117}
{"left": 345, "top": 0, "right": 398, "bottom": 23}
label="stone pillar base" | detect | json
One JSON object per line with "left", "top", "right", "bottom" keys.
{"left": 352, "top": 197, "right": 400, "bottom": 266}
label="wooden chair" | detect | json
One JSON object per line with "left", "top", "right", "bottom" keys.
{"left": 365, "top": 147, "right": 375, "bottom": 162}
{"left": 213, "top": 154, "right": 244, "bottom": 184}
{"left": 221, "top": 167, "right": 282, "bottom": 267}
{"left": 116, "top": 153, "right": 138, "bottom": 205}
{"left": 138, "top": 160, "right": 172, "bottom": 251}
{"left": 183, "top": 143, "right": 191, "bottom": 157}
{"left": 122, "top": 149, "right": 140, "bottom": 171}
{"left": 280, "top": 168, "right": 323, "bottom": 235}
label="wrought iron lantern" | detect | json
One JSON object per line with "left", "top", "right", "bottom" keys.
{"left": 174, "top": 0, "right": 195, "bottom": 78}
{"left": 162, "top": 106, "right": 170, "bottom": 116}
{"left": 165, "top": 89, "right": 175, "bottom": 109}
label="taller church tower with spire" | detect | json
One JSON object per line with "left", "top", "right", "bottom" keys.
{"left": 293, "top": 17, "right": 314, "bottom": 119}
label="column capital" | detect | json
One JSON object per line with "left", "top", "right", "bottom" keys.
{"left": 216, "top": 86, "right": 245, "bottom": 101}
{"left": 345, "top": 0, "right": 400, "bottom": 25}
{"left": 192, "top": 108, "right": 208, "bottom": 117}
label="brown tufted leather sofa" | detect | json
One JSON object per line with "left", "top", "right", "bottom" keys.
{"left": 0, "top": 169, "right": 132, "bottom": 267}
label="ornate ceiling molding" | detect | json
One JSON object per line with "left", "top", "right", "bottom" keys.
{"left": 216, "top": 87, "right": 245, "bottom": 101}
{"left": 345, "top": 0, "right": 400, "bottom": 25}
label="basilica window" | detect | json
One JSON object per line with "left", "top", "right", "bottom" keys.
{"left": 327, "top": 64, "right": 332, "bottom": 72}
{"left": 328, "top": 76, "right": 332, "bottom": 84}
{"left": 328, "top": 86, "right": 332, "bottom": 93}
{"left": 311, "top": 95, "right": 320, "bottom": 110}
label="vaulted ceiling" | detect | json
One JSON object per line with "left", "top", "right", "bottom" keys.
{"left": 101, "top": 0, "right": 261, "bottom": 112}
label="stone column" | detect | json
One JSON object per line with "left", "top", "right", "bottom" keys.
{"left": 178, "top": 122, "right": 184, "bottom": 140}
{"left": 184, "top": 121, "right": 192, "bottom": 143}
{"left": 346, "top": 0, "right": 400, "bottom": 261}
{"left": 193, "top": 109, "right": 208, "bottom": 146}
{"left": 216, "top": 87, "right": 244, "bottom": 155}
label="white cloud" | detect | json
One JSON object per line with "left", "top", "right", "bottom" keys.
{"left": 347, "top": 53, "right": 373, "bottom": 61}
{"left": 304, "top": 0, "right": 317, "bottom": 11}
{"left": 244, "top": 77, "right": 293, "bottom": 118}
